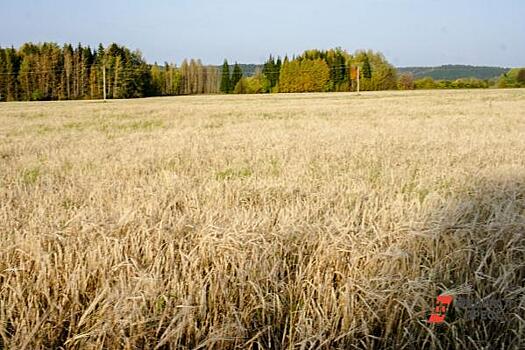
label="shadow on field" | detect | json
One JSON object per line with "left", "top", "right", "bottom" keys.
{"left": 362, "top": 173, "right": 525, "bottom": 350}
{"left": 197, "top": 173, "right": 525, "bottom": 350}
{"left": 1, "top": 174, "right": 523, "bottom": 350}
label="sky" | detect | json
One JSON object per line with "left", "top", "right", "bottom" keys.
{"left": 1, "top": 0, "right": 524, "bottom": 67}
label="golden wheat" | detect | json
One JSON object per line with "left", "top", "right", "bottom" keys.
{"left": 0, "top": 89, "right": 524, "bottom": 349}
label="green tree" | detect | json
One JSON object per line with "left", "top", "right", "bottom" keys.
{"left": 370, "top": 62, "right": 398, "bottom": 90}
{"left": 5, "top": 47, "right": 20, "bottom": 101}
{"left": 80, "top": 46, "right": 93, "bottom": 98}
{"left": 263, "top": 55, "right": 281, "bottom": 89}
{"left": 497, "top": 68, "right": 525, "bottom": 88}
{"left": 233, "top": 77, "right": 247, "bottom": 94}
{"left": 275, "top": 57, "right": 282, "bottom": 88}
{"left": 90, "top": 44, "right": 105, "bottom": 99}
{"left": 325, "top": 48, "right": 349, "bottom": 91}
{"left": 0, "top": 48, "right": 6, "bottom": 101}
{"left": 517, "top": 69, "right": 525, "bottom": 86}
{"left": 246, "top": 74, "right": 268, "bottom": 94}
{"left": 231, "top": 63, "right": 243, "bottom": 93}
{"left": 362, "top": 54, "right": 372, "bottom": 79}
{"left": 18, "top": 46, "right": 37, "bottom": 101}
{"left": 220, "top": 59, "right": 230, "bottom": 94}
{"left": 414, "top": 77, "right": 437, "bottom": 89}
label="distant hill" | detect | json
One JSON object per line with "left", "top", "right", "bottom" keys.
{"left": 213, "top": 64, "right": 262, "bottom": 76}
{"left": 236, "top": 64, "right": 262, "bottom": 76}
{"left": 397, "top": 65, "right": 509, "bottom": 80}
{"left": 222, "top": 64, "right": 510, "bottom": 80}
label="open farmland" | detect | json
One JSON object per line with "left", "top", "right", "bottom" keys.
{"left": 0, "top": 90, "right": 524, "bottom": 349}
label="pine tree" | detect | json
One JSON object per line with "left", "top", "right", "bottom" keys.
{"left": 220, "top": 59, "right": 230, "bottom": 94}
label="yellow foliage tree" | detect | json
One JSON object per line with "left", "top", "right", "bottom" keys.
{"left": 278, "top": 59, "right": 330, "bottom": 93}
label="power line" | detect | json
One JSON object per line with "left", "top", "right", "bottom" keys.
{"left": 0, "top": 64, "right": 152, "bottom": 76}
{"left": 0, "top": 59, "right": 363, "bottom": 101}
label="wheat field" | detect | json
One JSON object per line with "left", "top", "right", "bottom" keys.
{"left": 0, "top": 90, "right": 524, "bottom": 349}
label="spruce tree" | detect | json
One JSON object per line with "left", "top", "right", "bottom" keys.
{"left": 81, "top": 46, "right": 93, "bottom": 98}
{"left": 362, "top": 54, "right": 372, "bottom": 79}
{"left": 275, "top": 57, "right": 282, "bottom": 86}
{"left": 6, "top": 47, "right": 19, "bottom": 101}
{"left": 95, "top": 44, "right": 105, "bottom": 99}
{"left": 151, "top": 63, "right": 162, "bottom": 95}
{"left": 0, "top": 48, "right": 6, "bottom": 101}
{"left": 220, "top": 59, "right": 230, "bottom": 93}
{"left": 231, "top": 63, "right": 243, "bottom": 93}
{"left": 263, "top": 55, "right": 275, "bottom": 87}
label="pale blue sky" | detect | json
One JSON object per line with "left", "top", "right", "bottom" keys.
{"left": 1, "top": 0, "right": 523, "bottom": 67}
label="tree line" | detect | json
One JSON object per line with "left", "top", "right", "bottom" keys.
{"left": 220, "top": 48, "right": 398, "bottom": 94}
{"left": 398, "top": 67, "right": 525, "bottom": 90}
{"left": 0, "top": 42, "right": 219, "bottom": 101}
{"left": 1, "top": 42, "right": 523, "bottom": 101}
{"left": 0, "top": 43, "right": 151, "bottom": 101}
{"left": 398, "top": 69, "right": 525, "bottom": 90}
{"left": 398, "top": 65, "right": 509, "bottom": 81}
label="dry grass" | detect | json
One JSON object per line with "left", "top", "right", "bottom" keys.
{"left": 0, "top": 89, "right": 524, "bottom": 349}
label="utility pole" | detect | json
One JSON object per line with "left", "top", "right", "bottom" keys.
{"left": 103, "top": 65, "right": 107, "bottom": 102}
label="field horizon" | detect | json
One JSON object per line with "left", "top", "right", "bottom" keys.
{"left": 2, "top": 87, "right": 521, "bottom": 105}
{"left": 1, "top": 89, "right": 524, "bottom": 349}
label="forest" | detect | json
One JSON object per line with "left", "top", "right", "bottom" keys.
{"left": 0, "top": 42, "right": 523, "bottom": 101}
{"left": 0, "top": 43, "right": 220, "bottom": 101}
{"left": 398, "top": 65, "right": 509, "bottom": 80}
